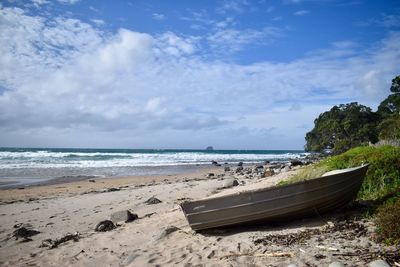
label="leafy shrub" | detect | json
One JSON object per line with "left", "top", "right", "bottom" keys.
{"left": 282, "top": 146, "right": 400, "bottom": 200}
{"left": 375, "top": 197, "right": 400, "bottom": 245}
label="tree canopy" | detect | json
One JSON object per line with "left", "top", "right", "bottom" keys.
{"left": 390, "top": 75, "right": 400, "bottom": 94}
{"left": 305, "top": 75, "right": 399, "bottom": 153}
{"left": 376, "top": 75, "right": 400, "bottom": 140}
{"left": 305, "top": 102, "right": 379, "bottom": 153}
{"left": 377, "top": 94, "right": 400, "bottom": 117}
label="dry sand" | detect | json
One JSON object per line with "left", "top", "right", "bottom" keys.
{"left": 0, "top": 165, "right": 397, "bottom": 266}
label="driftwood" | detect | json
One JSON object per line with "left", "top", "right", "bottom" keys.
{"left": 315, "top": 245, "right": 339, "bottom": 251}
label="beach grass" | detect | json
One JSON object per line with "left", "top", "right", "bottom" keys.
{"left": 280, "top": 145, "right": 400, "bottom": 200}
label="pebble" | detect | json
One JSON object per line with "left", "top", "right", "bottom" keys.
{"left": 145, "top": 197, "right": 162, "bottom": 205}
{"left": 287, "top": 264, "right": 299, "bottom": 267}
{"left": 368, "top": 259, "right": 390, "bottom": 267}
{"left": 110, "top": 210, "right": 138, "bottom": 224}
{"left": 222, "top": 178, "right": 239, "bottom": 188}
{"left": 235, "top": 166, "right": 244, "bottom": 173}
{"left": 95, "top": 220, "right": 115, "bottom": 232}
{"left": 106, "top": 188, "right": 120, "bottom": 192}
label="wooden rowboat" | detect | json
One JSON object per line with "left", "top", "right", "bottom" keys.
{"left": 180, "top": 164, "right": 369, "bottom": 231}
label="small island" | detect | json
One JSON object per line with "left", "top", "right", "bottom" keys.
{"left": 205, "top": 146, "right": 214, "bottom": 151}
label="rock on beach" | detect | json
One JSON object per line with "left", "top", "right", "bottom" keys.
{"left": 110, "top": 210, "right": 138, "bottom": 224}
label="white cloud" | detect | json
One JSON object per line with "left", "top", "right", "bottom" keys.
{"left": 207, "top": 26, "right": 281, "bottom": 53}
{"left": 294, "top": 10, "right": 310, "bottom": 16}
{"left": 152, "top": 13, "right": 166, "bottom": 21}
{"left": 1, "top": 6, "right": 399, "bottom": 149}
{"left": 30, "top": 0, "right": 79, "bottom": 6}
{"left": 215, "top": 17, "right": 235, "bottom": 28}
{"left": 381, "top": 14, "right": 400, "bottom": 27}
{"left": 283, "top": 0, "right": 302, "bottom": 4}
{"left": 180, "top": 9, "right": 215, "bottom": 26}
{"left": 271, "top": 16, "right": 282, "bottom": 21}
{"left": 155, "top": 32, "right": 198, "bottom": 56}
{"left": 355, "top": 12, "right": 400, "bottom": 29}
{"left": 31, "top": 0, "right": 49, "bottom": 6}
{"left": 57, "top": 0, "right": 80, "bottom": 4}
{"left": 217, "top": 0, "right": 249, "bottom": 14}
{"left": 91, "top": 19, "right": 105, "bottom": 26}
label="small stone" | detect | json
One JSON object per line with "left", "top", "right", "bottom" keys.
{"left": 207, "top": 173, "right": 215, "bottom": 177}
{"left": 290, "top": 159, "right": 303, "bottom": 167}
{"left": 314, "top": 254, "right": 326, "bottom": 260}
{"left": 110, "top": 210, "right": 138, "bottom": 224}
{"left": 222, "top": 178, "right": 239, "bottom": 188}
{"left": 211, "top": 160, "right": 218, "bottom": 165}
{"left": 237, "top": 162, "right": 243, "bottom": 166}
{"left": 287, "top": 264, "right": 299, "bottom": 267}
{"left": 207, "top": 250, "right": 215, "bottom": 259}
{"left": 95, "top": 220, "right": 115, "bottom": 232}
{"left": 145, "top": 197, "right": 162, "bottom": 205}
{"left": 262, "top": 169, "right": 274, "bottom": 177}
{"left": 235, "top": 166, "right": 244, "bottom": 173}
{"left": 328, "top": 262, "right": 345, "bottom": 267}
{"left": 106, "top": 188, "right": 120, "bottom": 192}
{"left": 224, "top": 167, "right": 230, "bottom": 172}
{"left": 368, "top": 260, "right": 390, "bottom": 267}
{"left": 88, "top": 179, "right": 96, "bottom": 183}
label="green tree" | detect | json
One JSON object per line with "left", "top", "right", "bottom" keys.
{"left": 390, "top": 75, "right": 400, "bottom": 94}
{"left": 377, "top": 75, "right": 400, "bottom": 140}
{"left": 377, "top": 94, "right": 400, "bottom": 117}
{"left": 378, "top": 114, "right": 400, "bottom": 140}
{"left": 377, "top": 75, "right": 400, "bottom": 118}
{"left": 305, "top": 102, "right": 379, "bottom": 153}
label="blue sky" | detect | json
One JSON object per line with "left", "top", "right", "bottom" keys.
{"left": 0, "top": 0, "right": 399, "bottom": 149}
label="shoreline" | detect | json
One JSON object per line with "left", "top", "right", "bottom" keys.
{"left": 0, "top": 147, "right": 310, "bottom": 190}
{"left": 0, "top": 164, "right": 219, "bottom": 190}
{"left": 0, "top": 165, "right": 224, "bottom": 204}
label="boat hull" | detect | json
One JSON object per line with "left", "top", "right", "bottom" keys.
{"left": 180, "top": 164, "right": 368, "bottom": 231}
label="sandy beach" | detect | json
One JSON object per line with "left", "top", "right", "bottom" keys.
{"left": 0, "top": 165, "right": 397, "bottom": 267}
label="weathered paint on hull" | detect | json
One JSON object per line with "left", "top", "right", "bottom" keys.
{"left": 181, "top": 165, "right": 368, "bottom": 231}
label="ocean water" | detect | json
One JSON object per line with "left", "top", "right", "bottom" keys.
{"left": 0, "top": 148, "right": 307, "bottom": 188}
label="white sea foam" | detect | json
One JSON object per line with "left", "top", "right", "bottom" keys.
{"left": 0, "top": 150, "right": 306, "bottom": 169}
